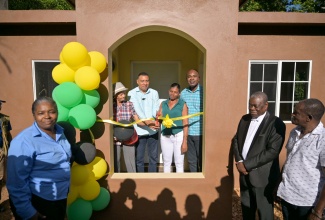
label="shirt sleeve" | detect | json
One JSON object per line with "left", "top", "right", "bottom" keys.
{"left": 320, "top": 135, "right": 325, "bottom": 167}
{"left": 7, "top": 138, "right": 37, "bottom": 219}
{"left": 152, "top": 90, "right": 160, "bottom": 117}
{"left": 232, "top": 133, "right": 243, "bottom": 162}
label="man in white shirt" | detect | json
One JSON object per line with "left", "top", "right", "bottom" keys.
{"left": 128, "top": 72, "right": 160, "bottom": 172}
{"left": 232, "top": 91, "right": 286, "bottom": 220}
{"left": 277, "top": 98, "right": 325, "bottom": 220}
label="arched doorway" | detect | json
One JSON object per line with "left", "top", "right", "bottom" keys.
{"left": 108, "top": 26, "right": 206, "bottom": 175}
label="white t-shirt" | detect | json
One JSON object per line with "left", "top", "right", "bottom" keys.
{"left": 277, "top": 122, "right": 325, "bottom": 206}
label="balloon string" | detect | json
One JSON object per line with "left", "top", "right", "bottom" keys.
{"left": 96, "top": 112, "right": 204, "bottom": 127}
{"left": 88, "top": 129, "right": 95, "bottom": 145}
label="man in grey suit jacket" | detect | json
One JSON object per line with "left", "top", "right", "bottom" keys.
{"left": 232, "top": 91, "right": 286, "bottom": 220}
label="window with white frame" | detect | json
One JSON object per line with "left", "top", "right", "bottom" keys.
{"left": 32, "top": 60, "right": 59, "bottom": 99}
{"left": 249, "top": 60, "right": 311, "bottom": 121}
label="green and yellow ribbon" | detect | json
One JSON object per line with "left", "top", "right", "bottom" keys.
{"left": 97, "top": 117, "right": 154, "bottom": 127}
{"left": 97, "top": 112, "right": 203, "bottom": 129}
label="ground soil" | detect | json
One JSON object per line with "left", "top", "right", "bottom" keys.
{"left": 1, "top": 186, "right": 283, "bottom": 220}
{"left": 232, "top": 188, "right": 284, "bottom": 220}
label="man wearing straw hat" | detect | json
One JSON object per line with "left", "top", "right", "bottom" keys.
{"left": 113, "top": 82, "right": 141, "bottom": 173}
{"left": 0, "top": 99, "right": 12, "bottom": 212}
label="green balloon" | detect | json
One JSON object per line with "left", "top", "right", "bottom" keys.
{"left": 90, "top": 187, "right": 111, "bottom": 211}
{"left": 81, "top": 89, "right": 100, "bottom": 108}
{"left": 57, "top": 102, "right": 70, "bottom": 122}
{"left": 67, "top": 198, "right": 92, "bottom": 220}
{"left": 52, "top": 82, "right": 83, "bottom": 108}
{"left": 68, "top": 104, "right": 97, "bottom": 130}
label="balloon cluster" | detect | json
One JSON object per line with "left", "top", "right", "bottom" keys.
{"left": 52, "top": 42, "right": 106, "bottom": 130}
{"left": 67, "top": 157, "right": 110, "bottom": 220}
{"left": 51, "top": 42, "right": 110, "bottom": 219}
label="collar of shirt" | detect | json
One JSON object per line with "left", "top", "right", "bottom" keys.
{"left": 118, "top": 101, "right": 127, "bottom": 106}
{"left": 185, "top": 84, "right": 201, "bottom": 93}
{"left": 295, "top": 121, "right": 324, "bottom": 137}
{"left": 135, "top": 87, "right": 151, "bottom": 94}
{"left": 32, "top": 122, "right": 64, "bottom": 141}
{"left": 251, "top": 111, "right": 267, "bottom": 123}
{"left": 163, "top": 98, "right": 181, "bottom": 108}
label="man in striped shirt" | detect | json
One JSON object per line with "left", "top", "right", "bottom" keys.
{"left": 180, "top": 69, "right": 203, "bottom": 172}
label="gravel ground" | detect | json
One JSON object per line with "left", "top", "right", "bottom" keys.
{"left": 1, "top": 186, "right": 283, "bottom": 220}
{"left": 232, "top": 188, "right": 284, "bottom": 220}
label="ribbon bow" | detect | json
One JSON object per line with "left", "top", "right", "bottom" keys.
{"left": 161, "top": 114, "right": 176, "bottom": 128}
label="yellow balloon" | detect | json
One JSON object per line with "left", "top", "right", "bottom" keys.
{"left": 79, "top": 179, "right": 100, "bottom": 201}
{"left": 73, "top": 54, "right": 91, "bottom": 70}
{"left": 75, "top": 66, "right": 100, "bottom": 91}
{"left": 89, "top": 51, "right": 107, "bottom": 74}
{"left": 86, "top": 157, "right": 107, "bottom": 180}
{"left": 52, "top": 63, "right": 75, "bottom": 84}
{"left": 61, "top": 42, "right": 89, "bottom": 69}
{"left": 59, "top": 51, "right": 64, "bottom": 63}
{"left": 71, "top": 164, "right": 90, "bottom": 186}
{"left": 87, "top": 170, "right": 96, "bottom": 181}
{"left": 67, "top": 185, "right": 79, "bottom": 205}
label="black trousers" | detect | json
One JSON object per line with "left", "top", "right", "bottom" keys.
{"left": 10, "top": 194, "right": 67, "bottom": 220}
{"left": 281, "top": 199, "right": 312, "bottom": 220}
{"left": 240, "top": 176, "right": 274, "bottom": 220}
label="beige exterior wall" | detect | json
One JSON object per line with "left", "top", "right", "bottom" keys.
{"left": 0, "top": 2, "right": 325, "bottom": 219}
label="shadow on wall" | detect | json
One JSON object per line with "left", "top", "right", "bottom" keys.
{"left": 91, "top": 142, "right": 236, "bottom": 219}
{"left": 91, "top": 177, "right": 237, "bottom": 220}
{"left": 91, "top": 178, "right": 199, "bottom": 220}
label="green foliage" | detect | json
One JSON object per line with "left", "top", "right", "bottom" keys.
{"left": 240, "top": 0, "right": 262, "bottom": 11}
{"left": 294, "top": 69, "right": 308, "bottom": 101}
{"left": 290, "top": 0, "right": 325, "bottom": 12}
{"left": 240, "top": 0, "right": 325, "bottom": 12}
{"left": 240, "top": 0, "right": 287, "bottom": 11}
{"left": 8, "top": 0, "right": 74, "bottom": 10}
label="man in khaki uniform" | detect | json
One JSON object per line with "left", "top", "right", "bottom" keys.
{"left": 0, "top": 100, "right": 12, "bottom": 212}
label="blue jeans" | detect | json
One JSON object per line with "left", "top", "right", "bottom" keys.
{"left": 136, "top": 133, "right": 158, "bottom": 172}
{"left": 187, "top": 135, "right": 202, "bottom": 172}
{"left": 281, "top": 199, "right": 312, "bottom": 220}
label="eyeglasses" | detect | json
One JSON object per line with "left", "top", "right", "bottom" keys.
{"left": 249, "top": 104, "right": 265, "bottom": 110}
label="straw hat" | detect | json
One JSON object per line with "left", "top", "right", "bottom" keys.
{"left": 113, "top": 82, "right": 128, "bottom": 96}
